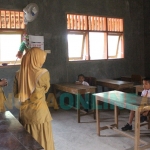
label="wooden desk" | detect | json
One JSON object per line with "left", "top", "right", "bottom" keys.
{"left": 121, "top": 76, "right": 132, "bottom": 82}
{"left": 0, "top": 111, "right": 44, "bottom": 150}
{"left": 94, "top": 91, "right": 150, "bottom": 150}
{"left": 54, "top": 83, "right": 96, "bottom": 123}
{"left": 96, "top": 79, "right": 133, "bottom": 91}
{"left": 135, "top": 85, "right": 143, "bottom": 95}
{"left": 121, "top": 76, "right": 145, "bottom": 82}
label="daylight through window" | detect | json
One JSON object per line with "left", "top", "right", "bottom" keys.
{"left": 67, "top": 14, "right": 124, "bottom": 61}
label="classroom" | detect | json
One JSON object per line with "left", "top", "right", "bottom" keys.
{"left": 0, "top": 0, "right": 150, "bottom": 150}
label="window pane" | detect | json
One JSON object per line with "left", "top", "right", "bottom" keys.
{"left": 108, "top": 35, "right": 123, "bottom": 59}
{"left": 0, "top": 34, "right": 21, "bottom": 61}
{"left": 89, "top": 32, "right": 106, "bottom": 60}
{"left": 68, "top": 34, "right": 84, "bottom": 58}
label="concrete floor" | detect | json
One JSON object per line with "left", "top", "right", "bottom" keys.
{"left": 50, "top": 109, "right": 150, "bottom": 150}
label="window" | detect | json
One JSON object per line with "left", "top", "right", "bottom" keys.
{"left": 0, "top": 10, "right": 25, "bottom": 65}
{"left": 0, "top": 10, "right": 25, "bottom": 29}
{"left": 67, "top": 14, "right": 124, "bottom": 61}
{"left": 0, "top": 31, "right": 23, "bottom": 63}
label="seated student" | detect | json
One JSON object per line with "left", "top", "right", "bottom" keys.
{"left": 121, "top": 77, "right": 150, "bottom": 131}
{"left": 75, "top": 74, "right": 89, "bottom": 86}
{"left": 75, "top": 74, "right": 90, "bottom": 111}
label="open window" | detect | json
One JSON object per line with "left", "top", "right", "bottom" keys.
{"left": 68, "top": 32, "right": 86, "bottom": 60}
{"left": 0, "top": 30, "right": 23, "bottom": 64}
{"left": 0, "top": 10, "right": 25, "bottom": 65}
{"left": 108, "top": 33, "right": 124, "bottom": 59}
{"left": 67, "top": 14, "right": 124, "bottom": 61}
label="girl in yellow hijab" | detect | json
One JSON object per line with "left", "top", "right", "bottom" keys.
{"left": 13, "top": 47, "right": 55, "bottom": 150}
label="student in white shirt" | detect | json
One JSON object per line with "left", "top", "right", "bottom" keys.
{"left": 122, "top": 77, "right": 150, "bottom": 131}
{"left": 75, "top": 74, "right": 89, "bottom": 112}
{"left": 75, "top": 74, "right": 89, "bottom": 86}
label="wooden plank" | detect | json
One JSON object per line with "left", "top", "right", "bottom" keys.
{"left": 67, "top": 14, "right": 70, "bottom": 29}
{"left": 7, "top": 11, "right": 10, "bottom": 28}
{"left": 114, "top": 105, "right": 118, "bottom": 128}
{"left": 84, "top": 16, "right": 87, "bottom": 30}
{"left": 71, "top": 15, "right": 74, "bottom": 29}
{"left": 96, "top": 79, "right": 133, "bottom": 90}
{"left": 85, "top": 32, "right": 89, "bottom": 60}
{"left": 74, "top": 15, "right": 77, "bottom": 29}
{"left": 54, "top": 83, "right": 96, "bottom": 123}
{"left": 100, "top": 126, "right": 109, "bottom": 130}
{"left": 78, "top": 15, "right": 80, "bottom": 30}
{"left": 139, "top": 143, "right": 150, "bottom": 150}
{"left": 134, "top": 109, "right": 140, "bottom": 150}
{"left": 96, "top": 98, "right": 100, "bottom": 136}
{"left": 114, "top": 19, "right": 117, "bottom": 31}
{"left": 121, "top": 76, "right": 132, "bottom": 82}
{"left": 80, "top": 111, "right": 94, "bottom": 116}
{"left": 19, "top": 12, "right": 22, "bottom": 29}
{"left": 111, "top": 18, "right": 114, "bottom": 31}
{"left": 97, "top": 17, "right": 100, "bottom": 30}
{"left": 109, "top": 18, "right": 112, "bottom": 31}
{"left": 140, "top": 122, "right": 148, "bottom": 127}
{"left": 81, "top": 15, "right": 84, "bottom": 30}
{"left": 76, "top": 94, "right": 80, "bottom": 123}
{"left": 54, "top": 83, "right": 96, "bottom": 94}
{"left": 4, "top": 10, "right": 6, "bottom": 28}
{"left": 92, "top": 16, "right": 94, "bottom": 30}
{"left": 95, "top": 91, "right": 150, "bottom": 150}
{"left": 103, "top": 17, "right": 106, "bottom": 31}
{"left": 0, "top": 111, "right": 44, "bottom": 150}
{"left": 88, "top": 16, "right": 91, "bottom": 30}
{"left": 134, "top": 85, "right": 143, "bottom": 95}
{"left": 18, "top": 12, "right": 20, "bottom": 29}
{"left": 0, "top": 11, "right": 1, "bottom": 28}
{"left": 112, "top": 127, "right": 147, "bottom": 145}
{"left": 120, "top": 19, "right": 123, "bottom": 32}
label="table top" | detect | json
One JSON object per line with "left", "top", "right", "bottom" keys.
{"left": 0, "top": 111, "right": 44, "bottom": 150}
{"left": 94, "top": 90, "right": 150, "bottom": 111}
{"left": 134, "top": 85, "right": 143, "bottom": 88}
{"left": 96, "top": 79, "right": 133, "bottom": 90}
{"left": 97, "top": 79, "right": 133, "bottom": 84}
{"left": 121, "top": 75, "right": 145, "bottom": 79}
{"left": 54, "top": 83, "right": 96, "bottom": 94}
{"left": 120, "top": 76, "right": 132, "bottom": 82}
{"left": 121, "top": 76, "right": 132, "bottom": 78}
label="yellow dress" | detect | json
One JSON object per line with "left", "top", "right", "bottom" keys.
{"left": 0, "top": 87, "right": 6, "bottom": 112}
{"left": 13, "top": 71, "right": 55, "bottom": 150}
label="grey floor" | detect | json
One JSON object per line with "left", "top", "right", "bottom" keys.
{"left": 50, "top": 109, "right": 150, "bottom": 150}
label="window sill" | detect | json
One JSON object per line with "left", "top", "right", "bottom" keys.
{"left": 0, "top": 64, "right": 20, "bottom": 68}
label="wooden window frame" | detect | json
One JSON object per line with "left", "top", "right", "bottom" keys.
{"left": 0, "top": 10, "right": 25, "bottom": 29}
{"left": 68, "top": 31, "right": 87, "bottom": 61}
{"left": 67, "top": 13, "right": 124, "bottom": 61}
{"left": 0, "top": 9, "right": 25, "bottom": 66}
{"left": 107, "top": 33, "right": 124, "bottom": 59}
{"left": 0, "top": 29, "right": 25, "bottom": 65}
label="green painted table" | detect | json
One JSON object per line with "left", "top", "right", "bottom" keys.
{"left": 94, "top": 90, "right": 150, "bottom": 150}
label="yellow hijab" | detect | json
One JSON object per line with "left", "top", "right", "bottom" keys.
{"left": 17, "top": 47, "right": 47, "bottom": 102}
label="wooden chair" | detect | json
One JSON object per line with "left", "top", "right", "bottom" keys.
{"left": 84, "top": 76, "right": 97, "bottom": 87}
{"left": 147, "top": 115, "right": 150, "bottom": 129}
{"left": 131, "top": 74, "right": 143, "bottom": 85}
{"left": 140, "top": 113, "right": 150, "bottom": 129}
{"left": 140, "top": 99, "right": 150, "bottom": 129}
{"left": 122, "top": 74, "right": 143, "bottom": 93}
